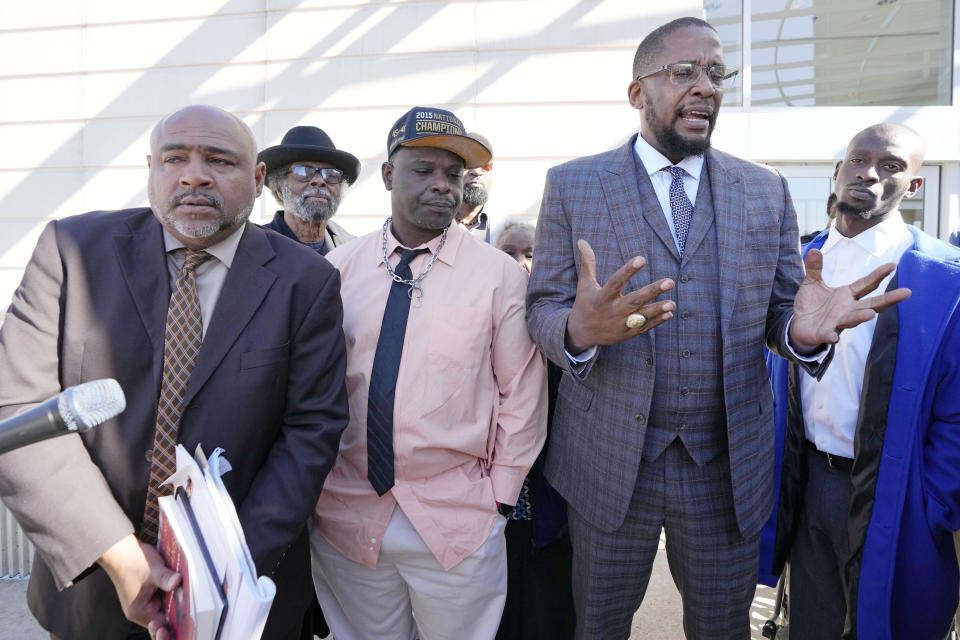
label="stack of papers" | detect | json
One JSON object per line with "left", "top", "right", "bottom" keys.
{"left": 157, "top": 445, "right": 276, "bottom": 640}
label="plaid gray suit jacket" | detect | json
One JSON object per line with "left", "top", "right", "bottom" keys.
{"left": 526, "top": 135, "right": 805, "bottom": 539}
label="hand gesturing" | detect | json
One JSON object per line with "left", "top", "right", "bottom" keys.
{"left": 789, "top": 248, "right": 911, "bottom": 353}
{"left": 565, "top": 239, "right": 676, "bottom": 353}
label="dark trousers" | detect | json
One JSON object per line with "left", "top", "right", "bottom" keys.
{"left": 568, "top": 441, "right": 759, "bottom": 640}
{"left": 788, "top": 446, "right": 852, "bottom": 640}
{"left": 496, "top": 519, "right": 575, "bottom": 640}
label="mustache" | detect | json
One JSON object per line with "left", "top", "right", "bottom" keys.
{"left": 301, "top": 187, "right": 334, "bottom": 201}
{"left": 424, "top": 198, "right": 457, "bottom": 207}
{"left": 170, "top": 189, "right": 223, "bottom": 211}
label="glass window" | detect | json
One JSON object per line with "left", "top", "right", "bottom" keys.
{"left": 705, "top": 0, "right": 954, "bottom": 106}
{"left": 705, "top": 0, "right": 744, "bottom": 106}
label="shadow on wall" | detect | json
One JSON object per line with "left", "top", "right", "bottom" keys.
{"left": 0, "top": 0, "right": 672, "bottom": 260}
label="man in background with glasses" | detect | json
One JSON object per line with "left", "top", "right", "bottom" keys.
{"left": 526, "top": 16, "right": 907, "bottom": 639}
{"left": 259, "top": 125, "right": 360, "bottom": 255}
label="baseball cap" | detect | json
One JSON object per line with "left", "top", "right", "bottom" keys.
{"left": 387, "top": 106, "right": 492, "bottom": 169}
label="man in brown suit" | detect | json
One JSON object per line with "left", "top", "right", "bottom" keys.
{"left": 0, "top": 105, "right": 349, "bottom": 640}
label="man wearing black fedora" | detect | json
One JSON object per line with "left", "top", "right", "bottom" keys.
{"left": 259, "top": 126, "right": 361, "bottom": 255}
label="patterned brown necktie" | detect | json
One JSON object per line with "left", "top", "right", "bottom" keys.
{"left": 141, "top": 249, "right": 212, "bottom": 544}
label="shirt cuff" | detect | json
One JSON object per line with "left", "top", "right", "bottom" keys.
{"left": 784, "top": 316, "right": 828, "bottom": 363}
{"left": 565, "top": 345, "right": 597, "bottom": 377}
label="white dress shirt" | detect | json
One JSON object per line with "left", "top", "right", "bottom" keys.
{"left": 162, "top": 224, "right": 245, "bottom": 338}
{"left": 565, "top": 134, "right": 705, "bottom": 366}
{"left": 800, "top": 213, "right": 914, "bottom": 458}
{"left": 633, "top": 133, "right": 704, "bottom": 253}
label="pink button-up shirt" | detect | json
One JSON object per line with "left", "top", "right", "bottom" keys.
{"left": 314, "top": 222, "right": 547, "bottom": 570}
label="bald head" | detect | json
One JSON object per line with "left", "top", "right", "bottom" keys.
{"left": 833, "top": 122, "right": 926, "bottom": 235}
{"left": 846, "top": 123, "right": 925, "bottom": 170}
{"left": 147, "top": 104, "right": 265, "bottom": 249}
{"left": 150, "top": 105, "right": 258, "bottom": 162}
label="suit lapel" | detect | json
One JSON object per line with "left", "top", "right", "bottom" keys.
{"left": 599, "top": 139, "right": 654, "bottom": 289}
{"left": 709, "top": 151, "right": 746, "bottom": 335}
{"left": 183, "top": 223, "right": 277, "bottom": 406}
{"left": 113, "top": 210, "right": 170, "bottom": 353}
{"left": 681, "top": 162, "right": 715, "bottom": 259}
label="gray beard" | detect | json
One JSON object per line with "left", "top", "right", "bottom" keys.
{"left": 151, "top": 189, "right": 252, "bottom": 239}
{"left": 281, "top": 183, "right": 339, "bottom": 224}
{"left": 463, "top": 184, "right": 489, "bottom": 208}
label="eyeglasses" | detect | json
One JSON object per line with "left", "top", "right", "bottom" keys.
{"left": 288, "top": 165, "right": 344, "bottom": 184}
{"left": 635, "top": 62, "right": 739, "bottom": 89}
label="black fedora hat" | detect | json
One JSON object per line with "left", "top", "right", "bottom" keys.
{"left": 258, "top": 126, "right": 361, "bottom": 184}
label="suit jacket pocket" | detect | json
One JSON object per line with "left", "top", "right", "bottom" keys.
{"left": 558, "top": 373, "right": 594, "bottom": 412}
{"left": 240, "top": 343, "right": 290, "bottom": 370}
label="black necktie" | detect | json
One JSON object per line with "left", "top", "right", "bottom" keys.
{"left": 367, "top": 248, "right": 429, "bottom": 496}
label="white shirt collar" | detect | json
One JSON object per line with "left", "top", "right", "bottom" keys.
{"left": 821, "top": 211, "right": 910, "bottom": 258}
{"left": 633, "top": 132, "right": 705, "bottom": 179}
{"left": 162, "top": 222, "right": 246, "bottom": 268}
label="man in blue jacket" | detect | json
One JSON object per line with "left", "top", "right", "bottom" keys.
{"left": 769, "top": 123, "right": 960, "bottom": 640}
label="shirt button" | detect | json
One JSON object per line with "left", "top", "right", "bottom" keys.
{"left": 144, "top": 449, "right": 153, "bottom": 462}
{"left": 679, "top": 387, "right": 689, "bottom": 396}
{"left": 679, "top": 274, "right": 690, "bottom": 283}
{"left": 370, "top": 538, "right": 377, "bottom": 544}
{"left": 635, "top": 414, "right": 646, "bottom": 424}
{"left": 369, "top": 546, "right": 374, "bottom": 551}
{"left": 644, "top": 356, "right": 653, "bottom": 367}
{"left": 680, "top": 311, "right": 691, "bottom": 319}
{"left": 680, "top": 349, "right": 691, "bottom": 358}
{"left": 678, "top": 423, "right": 687, "bottom": 432}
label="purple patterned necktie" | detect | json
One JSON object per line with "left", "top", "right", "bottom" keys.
{"left": 666, "top": 165, "right": 693, "bottom": 257}
{"left": 141, "top": 249, "right": 212, "bottom": 544}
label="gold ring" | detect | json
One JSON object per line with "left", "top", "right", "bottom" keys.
{"left": 626, "top": 313, "right": 647, "bottom": 329}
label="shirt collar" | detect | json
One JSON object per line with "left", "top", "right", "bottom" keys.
{"left": 162, "top": 222, "right": 245, "bottom": 268}
{"left": 633, "top": 132, "right": 705, "bottom": 179}
{"left": 460, "top": 210, "right": 488, "bottom": 231}
{"left": 376, "top": 219, "right": 465, "bottom": 269}
{"left": 821, "top": 211, "right": 910, "bottom": 258}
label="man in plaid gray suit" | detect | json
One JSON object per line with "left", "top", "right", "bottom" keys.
{"left": 525, "top": 17, "right": 908, "bottom": 639}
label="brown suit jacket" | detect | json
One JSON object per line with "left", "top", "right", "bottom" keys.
{"left": 0, "top": 208, "right": 349, "bottom": 639}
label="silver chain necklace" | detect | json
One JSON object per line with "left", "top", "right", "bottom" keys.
{"left": 380, "top": 217, "right": 449, "bottom": 307}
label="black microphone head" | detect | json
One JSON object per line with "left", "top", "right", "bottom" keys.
{"left": 57, "top": 379, "right": 126, "bottom": 432}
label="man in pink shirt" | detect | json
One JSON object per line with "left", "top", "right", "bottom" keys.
{"left": 310, "top": 106, "right": 548, "bottom": 640}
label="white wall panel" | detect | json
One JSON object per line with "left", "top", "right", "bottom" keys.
{"left": 264, "top": 53, "right": 477, "bottom": 110}
{"left": 0, "top": 1, "right": 82, "bottom": 29}
{"left": 80, "top": 66, "right": 266, "bottom": 119}
{"left": 0, "top": 28, "right": 83, "bottom": 77}
{"left": 0, "top": 75, "right": 84, "bottom": 122}
{"left": 82, "top": 0, "right": 267, "bottom": 24}
{"left": 0, "top": 221, "right": 47, "bottom": 268}
{"left": 266, "top": 3, "right": 476, "bottom": 59}
{"left": 0, "top": 169, "right": 87, "bottom": 221}
{"left": 83, "top": 15, "right": 267, "bottom": 72}
{"left": 0, "top": 122, "right": 85, "bottom": 169}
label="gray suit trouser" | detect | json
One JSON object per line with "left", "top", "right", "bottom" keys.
{"left": 567, "top": 440, "right": 759, "bottom": 639}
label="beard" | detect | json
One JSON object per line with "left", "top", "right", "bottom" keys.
{"left": 462, "top": 183, "right": 489, "bottom": 208}
{"left": 151, "top": 188, "right": 251, "bottom": 239}
{"left": 644, "top": 95, "right": 715, "bottom": 159}
{"left": 835, "top": 185, "right": 907, "bottom": 221}
{"left": 281, "top": 182, "right": 340, "bottom": 224}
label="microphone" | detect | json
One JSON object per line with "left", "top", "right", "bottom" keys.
{"left": 0, "top": 379, "right": 126, "bottom": 455}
